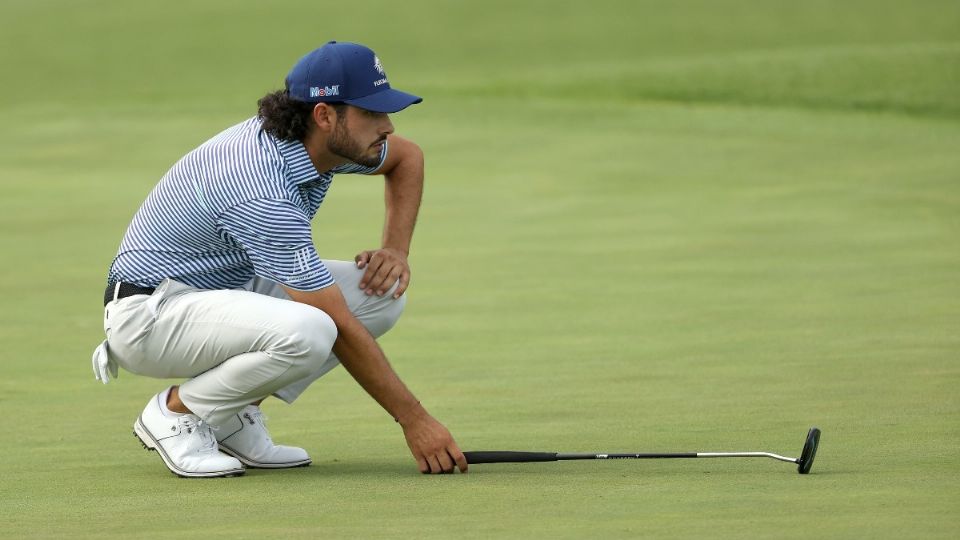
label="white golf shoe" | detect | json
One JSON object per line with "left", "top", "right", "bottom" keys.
{"left": 133, "top": 391, "right": 244, "bottom": 478}
{"left": 216, "top": 405, "right": 312, "bottom": 469}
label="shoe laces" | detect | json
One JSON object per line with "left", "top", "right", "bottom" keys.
{"left": 243, "top": 407, "right": 269, "bottom": 427}
{"left": 181, "top": 415, "right": 218, "bottom": 453}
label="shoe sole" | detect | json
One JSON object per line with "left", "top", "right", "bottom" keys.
{"left": 218, "top": 444, "right": 312, "bottom": 469}
{"left": 133, "top": 417, "right": 246, "bottom": 478}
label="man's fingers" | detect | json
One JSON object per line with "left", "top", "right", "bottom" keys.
{"left": 374, "top": 266, "right": 403, "bottom": 296}
{"left": 367, "top": 260, "right": 396, "bottom": 293}
{"left": 426, "top": 455, "right": 443, "bottom": 474}
{"left": 436, "top": 451, "right": 455, "bottom": 474}
{"left": 364, "top": 258, "right": 403, "bottom": 296}
{"left": 359, "top": 256, "right": 384, "bottom": 291}
{"left": 416, "top": 456, "right": 429, "bottom": 474}
{"left": 450, "top": 445, "right": 468, "bottom": 473}
{"left": 354, "top": 251, "right": 372, "bottom": 269}
{"left": 393, "top": 270, "right": 410, "bottom": 299}
{"left": 356, "top": 248, "right": 411, "bottom": 296}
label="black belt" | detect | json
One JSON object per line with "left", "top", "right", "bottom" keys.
{"left": 104, "top": 282, "right": 156, "bottom": 306}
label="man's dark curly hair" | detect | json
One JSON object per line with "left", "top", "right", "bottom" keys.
{"left": 257, "top": 90, "right": 346, "bottom": 141}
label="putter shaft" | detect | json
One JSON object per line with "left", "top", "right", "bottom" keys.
{"left": 465, "top": 451, "right": 797, "bottom": 464}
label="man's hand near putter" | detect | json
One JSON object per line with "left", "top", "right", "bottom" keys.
{"left": 284, "top": 282, "right": 467, "bottom": 474}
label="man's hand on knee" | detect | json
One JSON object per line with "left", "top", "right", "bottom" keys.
{"left": 355, "top": 248, "right": 410, "bottom": 299}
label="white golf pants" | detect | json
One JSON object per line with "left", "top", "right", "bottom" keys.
{"left": 100, "top": 260, "right": 405, "bottom": 427}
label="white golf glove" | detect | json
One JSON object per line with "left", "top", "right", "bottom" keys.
{"left": 91, "top": 340, "right": 119, "bottom": 384}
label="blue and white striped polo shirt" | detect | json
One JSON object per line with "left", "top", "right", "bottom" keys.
{"left": 107, "top": 116, "right": 386, "bottom": 291}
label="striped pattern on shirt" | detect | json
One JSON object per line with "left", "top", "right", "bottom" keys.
{"left": 107, "top": 116, "right": 386, "bottom": 291}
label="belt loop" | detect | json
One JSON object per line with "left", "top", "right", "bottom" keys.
{"left": 113, "top": 282, "right": 122, "bottom": 303}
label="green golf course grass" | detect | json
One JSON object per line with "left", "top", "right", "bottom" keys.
{"left": 1, "top": 0, "right": 958, "bottom": 538}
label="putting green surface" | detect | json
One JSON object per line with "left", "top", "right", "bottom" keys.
{"left": 1, "top": 1, "right": 958, "bottom": 538}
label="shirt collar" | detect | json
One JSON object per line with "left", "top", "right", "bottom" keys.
{"left": 275, "top": 137, "right": 322, "bottom": 185}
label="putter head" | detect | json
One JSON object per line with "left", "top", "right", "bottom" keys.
{"left": 797, "top": 427, "right": 821, "bottom": 474}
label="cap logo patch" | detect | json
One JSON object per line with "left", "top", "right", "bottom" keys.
{"left": 374, "top": 55, "right": 384, "bottom": 75}
{"left": 309, "top": 85, "right": 340, "bottom": 97}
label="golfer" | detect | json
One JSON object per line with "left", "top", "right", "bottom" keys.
{"left": 91, "top": 41, "right": 467, "bottom": 477}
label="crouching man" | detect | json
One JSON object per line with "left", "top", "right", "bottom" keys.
{"left": 92, "top": 41, "right": 467, "bottom": 477}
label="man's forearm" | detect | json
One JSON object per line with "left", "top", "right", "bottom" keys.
{"left": 284, "top": 284, "right": 423, "bottom": 422}
{"left": 332, "top": 315, "right": 424, "bottom": 423}
{"left": 283, "top": 274, "right": 466, "bottom": 473}
{"left": 381, "top": 139, "right": 424, "bottom": 254}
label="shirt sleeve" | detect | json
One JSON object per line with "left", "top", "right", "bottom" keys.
{"left": 330, "top": 139, "right": 389, "bottom": 175}
{"left": 216, "top": 198, "right": 333, "bottom": 291}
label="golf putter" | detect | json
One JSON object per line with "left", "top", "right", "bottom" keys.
{"left": 465, "top": 427, "right": 821, "bottom": 474}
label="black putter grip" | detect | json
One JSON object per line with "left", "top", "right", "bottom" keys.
{"left": 463, "top": 451, "right": 558, "bottom": 464}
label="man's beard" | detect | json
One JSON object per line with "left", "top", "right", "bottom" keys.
{"left": 327, "top": 120, "right": 383, "bottom": 168}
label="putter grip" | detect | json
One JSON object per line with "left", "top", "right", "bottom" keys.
{"left": 463, "top": 451, "right": 558, "bottom": 464}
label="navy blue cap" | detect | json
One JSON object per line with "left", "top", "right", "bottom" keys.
{"left": 285, "top": 41, "right": 422, "bottom": 113}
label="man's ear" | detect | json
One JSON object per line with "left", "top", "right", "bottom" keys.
{"left": 311, "top": 103, "right": 338, "bottom": 133}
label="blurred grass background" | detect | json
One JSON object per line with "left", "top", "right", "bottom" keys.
{"left": 1, "top": 1, "right": 958, "bottom": 538}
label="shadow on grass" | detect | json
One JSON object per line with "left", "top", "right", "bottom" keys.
{"left": 244, "top": 459, "right": 413, "bottom": 478}
{"left": 240, "top": 459, "right": 835, "bottom": 479}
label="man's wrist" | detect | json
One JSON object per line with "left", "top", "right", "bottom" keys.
{"left": 394, "top": 400, "right": 427, "bottom": 427}
{"left": 381, "top": 244, "right": 410, "bottom": 256}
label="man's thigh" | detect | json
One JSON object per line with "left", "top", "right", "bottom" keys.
{"left": 245, "top": 260, "right": 404, "bottom": 335}
{"left": 107, "top": 279, "right": 327, "bottom": 379}
{"left": 245, "top": 260, "right": 391, "bottom": 307}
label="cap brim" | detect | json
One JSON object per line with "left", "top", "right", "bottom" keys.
{"left": 344, "top": 88, "right": 422, "bottom": 113}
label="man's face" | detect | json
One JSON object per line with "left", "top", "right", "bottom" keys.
{"left": 326, "top": 106, "right": 394, "bottom": 168}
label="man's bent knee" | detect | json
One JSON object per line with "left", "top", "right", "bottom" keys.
{"left": 297, "top": 308, "right": 338, "bottom": 358}
{"left": 359, "top": 290, "right": 406, "bottom": 339}
{"left": 381, "top": 292, "right": 406, "bottom": 336}
{"left": 270, "top": 305, "right": 338, "bottom": 376}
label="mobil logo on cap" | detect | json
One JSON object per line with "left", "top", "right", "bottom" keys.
{"left": 309, "top": 85, "right": 340, "bottom": 97}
